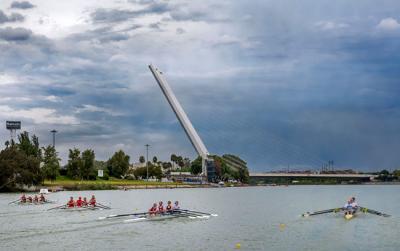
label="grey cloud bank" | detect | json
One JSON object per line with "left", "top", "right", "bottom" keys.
{"left": 0, "top": 0, "right": 399, "bottom": 171}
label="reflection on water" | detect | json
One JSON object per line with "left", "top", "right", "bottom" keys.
{"left": 0, "top": 186, "right": 399, "bottom": 251}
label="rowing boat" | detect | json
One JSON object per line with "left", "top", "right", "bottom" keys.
{"left": 99, "top": 209, "right": 218, "bottom": 222}
{"left": 14, "top": 200, "right": 56, "bottom": 205}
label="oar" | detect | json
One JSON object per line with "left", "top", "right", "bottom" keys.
{"left": 359, "top": 207, "right": 390, "bottom": 217}
{"left": 176, "top": 209, "right": 218, "bottom": 217}
{"left": 302, "top": 208, "right": 342, "bottom": 217}
{"left": 96, "top": 203, "right": 111, "bottom": 209}
{"left": 98, "top": 212, "right": 150, "bottom": 220}
{"left": 47, "top": 204, "right": 67, "bottom": 211}
{"left": 8, "top": 199, "right": 21, "bottom": 205}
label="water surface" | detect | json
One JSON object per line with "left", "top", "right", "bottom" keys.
{"left": 0, "top": 185, "right": 399, "bottom": 251}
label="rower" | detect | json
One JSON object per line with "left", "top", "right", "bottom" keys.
{"left": 166, "top": 201, "right": 172, "bottom": 212}
{"left": 173, "top": 201, "right": 180, "bottom": 211}
{"left": 20, "top": 194, "right": 26, "bottom": 203}
{"left": 67, "top": 197, "right": 75, "bottom": 208}
{"left": 76, "top": 197, "right": 83, "bottom": 207}
{"left": 158, "top": 201, "right": 164, "bottom": 213}
{"left": 149, "top": 203, "right": 158, "bottom": 216}
{"left": 89, "top": 195, "right": 96, "bottom": 207}
{"left": 27, "top": 196, "right": 33, "bottom": 203}
{"left": 350, "top": 197, "right": 358, "bottom": 213}
{"left": 39, "top": 194, "right": 46, "bottom": 202}
{"left": 82, "top": 197, "right": 88, "bottom": 206}
{"left": 33, "top": 195, "right": 39, "bottom": 203}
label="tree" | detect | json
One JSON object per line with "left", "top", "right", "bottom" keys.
{"left": 67, "top": 148, "right": 81, "bottom": 179}
{"left": 17, "top": 131, "right": 41, "bottom": 160}
{"left": 0, "top": 146, "right": 42, "bottom": 191}
{"left": 81, "top": 149, "right": 95, "bottom": 180}
{"left": 152, "top": 156, "right": 158, "bottom": 163}
{"left": 191, "top": 156, "right": 202, "bottom": 175}
{"left": 42, "top": 145, "right": 60, "bottom": 181}
{"left": 107, "top": 150, "right": 130, "bottom": 178}
{"left": 393, "top": 170, "right": 400, "bottom": 180}
{"left": 139, "top": 155, "right": 145, "bottom": 164}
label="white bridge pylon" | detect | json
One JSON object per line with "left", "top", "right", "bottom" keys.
{"left": 149, "top": 64, "right": 209, "bottom": 177}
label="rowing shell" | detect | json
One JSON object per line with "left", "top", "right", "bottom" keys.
{"left": 17, "top": 200, "right": 56, "bottom": 205}
{"left": 124, "top": 212, "right": 212, "bottom": 223}
{"left": 344, "top": 213, "right": 354, "bottom": 220}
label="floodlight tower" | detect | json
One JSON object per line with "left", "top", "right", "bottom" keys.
{"left": 149, "top": 64, "right": 214, "bottom": 181}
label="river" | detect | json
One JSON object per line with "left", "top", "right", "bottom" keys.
{"left": 0, "top": 185, "right": 399, "bottom": 251}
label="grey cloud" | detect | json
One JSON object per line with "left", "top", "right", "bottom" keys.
{"left": 10, "top": 1, "right": 35, "bottom": 9}
{"left": 0, "top": 27, "right": 32, "bottom": 41}
{"left": 0, "top": 10, "right": 24, "bottom": 23}
{"left": 91, "top": 2, "right": 170, "bottom": 23}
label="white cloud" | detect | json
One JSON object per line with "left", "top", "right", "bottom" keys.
{"left": 75, "top": 104, "right": 122, "bottom": 116}
{"left": 315, "top": 21, "right": 349, "bottom": 30}
{"left": 0, "top": 105, "right": 79, "bottom": 124}
{"left": 377, "top": 17, "right": 400, "bottom": 30}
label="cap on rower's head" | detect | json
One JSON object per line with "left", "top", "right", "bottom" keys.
{"left": 352, "top": 197, "right": 356, "bottom": 201}
{"left": 168, "top": 201, "right": 171, "bottom": 204}
{"left": 175, "top": 201, "right": 179, "bottom": 204}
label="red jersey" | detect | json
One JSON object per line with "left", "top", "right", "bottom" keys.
{"left": 89, "top": 198, "right": 96, "bottom": 206}
{"left": 67, "top": 200, "right": 75, "bottom": 208}
{"left": 76, "top": 199, "right": 82, "bottom": 207}
{"left": 149, "top": 206, "right": 157, "bottom": 213}
{"left": 158, "top": 205, "right": 164, "bottom": 212}
{"left": 166, "top": 205, "right": 172, "bottom": 211}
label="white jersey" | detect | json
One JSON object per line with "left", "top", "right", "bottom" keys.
{"left": 351, "top": 201, "right": 358, "bottom": 208}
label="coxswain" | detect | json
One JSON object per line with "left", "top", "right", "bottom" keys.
{"left": 76, "top": 197, "right": 83, "bottom": 207}
{"left": 33, "top": 195, "right": 39, "bottom": 203}
{"left": 82, "top": 197, "right": 88, "bottom": 206}
{"left": 149, "top": 203, "right": 158, "bottom": 216}
{"left": 166, "top": 201, "right": 172, "bottom": 212}
{"left": 39, "top": 194, "right": 46, "bottom": 202}
{"left": 20, "top": 194, "right": 26, "bottom": 203}
{"left": 89, "top": 195, "right": 96, "bottom": 207}
{"left": 27, "top": 196, "right": 33, "bottom": 203}
{"left": 158, "top": 201, "right": 164, "bottom": 213}
{"left": 173, "top": 201, "right": 180, "bottom": 210}
{"left": 67, "top": 197, "right": 75, "bottom": 208}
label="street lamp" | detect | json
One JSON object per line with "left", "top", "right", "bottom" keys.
{"left": 50, "top": 130, "right": 57, "bottom": 148}
{"left": 145, "top": 144, "right": 150, "bottom": 181}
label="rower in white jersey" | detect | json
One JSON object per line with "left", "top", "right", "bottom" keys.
{"left": 172, "top": 201, "right": 180, "bottom": 211}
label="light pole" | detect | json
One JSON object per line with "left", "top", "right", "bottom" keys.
{"left": 145, "top": 144, "right": 150, "bottom": 181}
{"left": 50, "top": 130, "right": 57, "bottom": 148}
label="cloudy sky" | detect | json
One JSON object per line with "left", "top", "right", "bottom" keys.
{"left": 0, "top": 0, "right": 399, "bottom": 171}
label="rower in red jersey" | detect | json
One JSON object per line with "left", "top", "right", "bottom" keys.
{"left": 89, "top": 195, "right": 96, "bottom": 207}
{"left": 149, "top": 203, "right": 158, "bottom": 216}
{"left": 158, "top": 201, "right": 164, "bottom": 213}
{"left": 39, "top": 194, "right": 46, "bottom": 202}
{"left": 27, "top": 196, "right": 33, "bottom": 203}
{"left": 20, "top": 194, "right": 26, "bottom": 203}
{"left": 166, "top": 201, "right": 172, "bottom": 212}
{"left": 33, "top": 195, "right": 39, "bottom": 203}
{"left": 82, "top": 197, "right": 88, "bottom": 206}
{"left": 67, "top": 197, "right": 75, "bottom": 208}
{"left": 76, "top": 197, "right": 83, "bottom": 207}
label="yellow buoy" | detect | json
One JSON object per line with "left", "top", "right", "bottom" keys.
{"left": 279, "top": 223, "right": 286, "bottom": 230}
{"left": 235, "top": 243, "right": 241, "bottom": 249}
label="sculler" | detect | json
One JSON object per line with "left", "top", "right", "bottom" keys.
{"left": 27, "top": 196, "right": 33, "bottom": 203}
{"left": 20, "top": 194, "right": 26, "bottom": 203}
{"left": 82, "top": 197, "right": 88, "bottom": 206}
{"left": 158, "top": 201, "right": 164, "bottom": 213}
{"left": 76, "top": 197, "right": 83, "bottom": 207}
{"left": 67, "top": 197, "right": 75, "bottom": 208}
{"left": 33, "top": 195, "right": 39, "bottom": 203}
{"left": 149, "top": 203, "right": 158, "bottom": 216}
{"left": 166, "top": 201, "right": 172, "bottom": 212}
{"left": 39, "top": 194, "right": 46, "bottom": 202}
{"left": 89, "top": 195, "right": 96, "bottom": 207}
{"left": 173, "top": 201, "right": 180, "bottom": 210}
